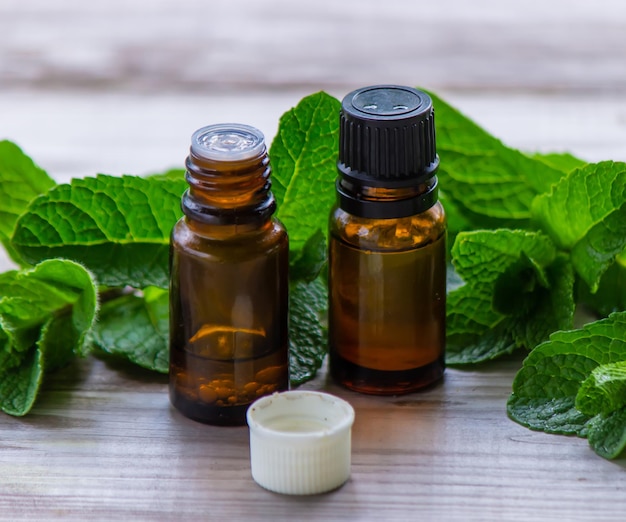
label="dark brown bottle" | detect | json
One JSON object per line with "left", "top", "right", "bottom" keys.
{"left": 169, "top": 124, "right": 289, "bottom": 425}
{"left": 329, "top": 86, "right": 446, "bottom": 395}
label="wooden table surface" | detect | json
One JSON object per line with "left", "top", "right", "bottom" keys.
{"left": 3, "top": 352, "right": 625, "bottom": 522}
{"left": 1, "top": 2, "right": 626, "bottom": 521}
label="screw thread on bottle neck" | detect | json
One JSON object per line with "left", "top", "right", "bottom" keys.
{"left": 182, "top": 124, "right": 276, "bottom": 225}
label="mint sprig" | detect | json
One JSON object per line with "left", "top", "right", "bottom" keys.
{"left": 428, "top": 91, "right": 567, "bottom": 229}
{"left": 0, "top": 259, "right": 97, "bottom": 415}
{"left": 270, "top": 91, "right": 340, "bottom": 251}
{"left": 579, "top": 248, "right": 626, "bottom": 316}
{"left": 446, "top": 230, "right": 575, "bottom": 363}
{"left": 532, "top": 161, "right": 626, "bottom": 291}
{"left": 0, "top": 140, "right": 55, "bottom": 264}
{"left": 91, "top": 286, "right": 169, "bottom": 373}
{"left": 508, "top": 312, "right": 626, "bottom": 459}
{"left": 12, "top": 174, "right": 186, "bottom": 289}
{"left": 436, "top": 93, "right": 626, "bottom": 367}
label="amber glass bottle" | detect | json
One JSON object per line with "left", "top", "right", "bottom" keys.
{"left": 169, "top": 123, "right": 289, "bottom": 425}
{"left": 329, "top": 86, "right": 446, "bottom": 395}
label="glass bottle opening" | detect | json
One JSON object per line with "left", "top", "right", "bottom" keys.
{"left": 191, "top": 123, "right": 266, "bottom": 162}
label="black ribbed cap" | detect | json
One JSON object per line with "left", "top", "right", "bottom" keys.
{"left": 339, "top": 85, "right": 438, "bottom": 187}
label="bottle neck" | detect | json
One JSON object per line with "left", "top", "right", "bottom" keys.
{"left": 336, "top": 172, "right": 439, "bottom": 219}
{"left": 182, "top": 149, "right": 276, "bottom": 226}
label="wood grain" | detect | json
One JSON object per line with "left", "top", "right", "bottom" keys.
{"left": 0, "top": 0, "right": 625, "bottom": 92}
{"left": 1, "top": 354, "right": 624, "bottom": 522}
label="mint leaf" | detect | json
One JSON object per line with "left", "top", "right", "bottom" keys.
{"left": 0, "top": 259, "right": 97, "bottom": 415}
{"left": 428, "top": 92, "right": 564, "bottom": 227}
{"left": 508, "top": 311, "right": 626, "bottom": 458}
{"left": 289, "top": 229, "right": 327, "bottom": 282}
{"left": 446, "top": 283, "right": 501, "bottom": 337}
{"left": 507, "top": 396, "right": 590, "bottom": 435}
{"left": 446, "top": 263, "right": 465, "bottom": 293}
{"left": 586, "top": 408, "right": 626, "bottom": 459}
{"left": 576, "top": 361, "right": 626, "bottom": 416}
{"left": 92, "top": 287, "right": 169, "bottom": 373}
{"left": 447, "top": 317, "right": 516, "bottom": 364}
{"left": 447, "top": 230, "right": 574, "bottom": 364}
{"left": 0, "top": 141, "right": 55, "bottom": 262}
{"left": 532, "top": 161, "right": 626, "bottom": 291}
{"left": 11, "top": 175, "right": 186, "bottom": 289}
{"left": 270, "top": 92, "right": 341, "bottom": 252}
{"left": 531, "top": 152, "right": 586, "bottom": 173}
{"left": 264, "top": 92, "right": 335, "bottom": 381}
{"left": 579, "top": 248, "right": 626, "bottom": 316}
{"left": 284, "top": 232, "right": 329, "bottom": 384}
{"left": 515, "top": 255, "right": 575, "bottom": 346}
{"left": 452, "top": 229, "right": 556, "bottom": 287}
{"left": 289, "top": 276, "right": 328, "bottom": 385}
{"left": 146, "top": 168, "right": 186, "bottom": 181}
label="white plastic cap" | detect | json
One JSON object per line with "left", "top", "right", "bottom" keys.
{"left": 246, "top": 391, "right": 355, "bottom": 495}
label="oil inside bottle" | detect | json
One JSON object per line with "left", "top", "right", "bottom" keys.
{"left": 329, "top": 233, "right": 446, "bottom": 395}
{"left": 169, "top": 229, "right": 288, "bottom": 425}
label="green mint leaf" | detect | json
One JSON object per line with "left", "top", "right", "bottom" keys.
{"left": 289, "top": 229, "right": 327, "bottom": 282}
{"left": 447, "top": 258, "right": 575, "bottom": 365}
{"left": 447, "top": 317, "right": 517, "bottom": 364}
{"left": 586, "top": 407, "right": 626, "bottom": 459}
{"left": 531, "top": 152, "right": 586, "bottom": 173}
{"left": 508, "top": 311, "right": 626, "bottom": 457}
{"left": 0, "top": 141, "right": 55, "bottom": 262}
{"left": 428, "top": 91, "right": 564, "bottom": 227}
{"left": 446, "top": 283, "right": 511, "bottom": 363}
{"left": 532, "top": 161, "right": 626, "bottom": 291}
{"left": 92, "top": 287, "right": 169, "bottom": 373}
{"left": 11, "top": 174, "right": 186, "bottom": 289}
{"left": 579, "top": 248, "right": 626, "bottom": 316}
{"left": 452, "top": 229, "right": 556, "bottom": 287}
{"left": 270, "top": 92, "right": 341, "bottom": 252}
{"left": 576, "top": 361, "right": 626, "bottom": 416}
{"left": 447, "top": 230, "right": 574, "bottom": 364}
{"left": 446, "top": 283, "right": 501, "bottom": 337}
{"left": 510, "top": 314, "right": 626, "bottom": 405}
{"left": 512, "top": 255, "right": 575, "bottom": 348}
{"left": 0, "top": 259, "right": 97, "bottom": 415}
{"left": 506, "top": 396, "right": 590, "bottom": 435}
{"left": 289, "top": 276, "right": 328, "bottom": 385}
{"left": 146, "top": 168, "right": 186, "bottom": 181}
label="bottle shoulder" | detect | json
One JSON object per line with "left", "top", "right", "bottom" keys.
{"left": 330, "top": 202, "right": 446, "bottom": 251}
{"left": 172, "top": 217, "right": 288, "bottom": 258}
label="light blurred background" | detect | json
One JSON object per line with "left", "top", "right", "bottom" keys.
{"left": 1, "top": 0, "right": 625, "bottom": 180}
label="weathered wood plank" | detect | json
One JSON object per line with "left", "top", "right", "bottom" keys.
{"left": 0, "top": 0, "right": 625, "bottom": 92}
{"left": 1, "top": 355, "right": 624, "bottom": 521}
